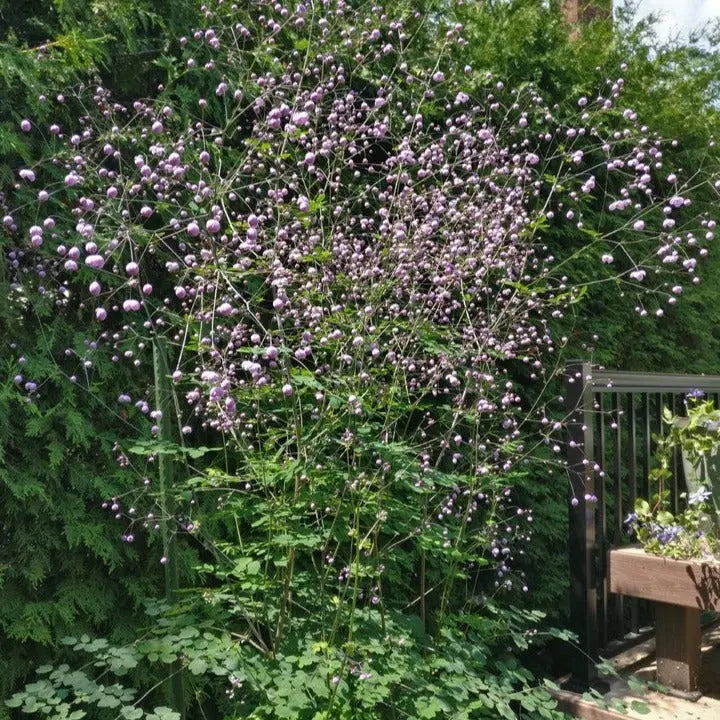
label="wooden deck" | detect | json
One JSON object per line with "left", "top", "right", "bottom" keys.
{"left": 555, "top": 622, "right": 720, "bottom": 719}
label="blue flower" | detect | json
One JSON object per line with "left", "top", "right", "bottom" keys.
{"left": 651, "top": 524, "right": 685, "bottom": 546}
{"left": 624, "top": 512, "right": 639, "bottom": 536}
{"left": 687, "top": 388, "right": 706, "bottom": 399}
{"left": 688, "top": 486, "right": 712, "bottom": 506}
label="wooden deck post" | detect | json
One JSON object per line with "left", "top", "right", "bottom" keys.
{"left": 655, "top": 603, "right": 701, "bottom": 693}
{"left": 565, "top": 361, "right": 601, "bottom": 689}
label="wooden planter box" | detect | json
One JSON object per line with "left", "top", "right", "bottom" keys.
{"left": 609, "top": 547, "right": 720, "bottom": 694}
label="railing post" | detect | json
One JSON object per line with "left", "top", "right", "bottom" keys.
{"left": 564, "top": 360, "right": 600, "bottom": 690}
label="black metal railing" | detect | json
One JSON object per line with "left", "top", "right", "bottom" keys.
{"left": 564, "top": 360, "right": 720, "bottom": 689}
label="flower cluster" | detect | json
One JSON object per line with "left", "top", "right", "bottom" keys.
{"left": 626, "top": 504, "right": 713, "bottom": 559}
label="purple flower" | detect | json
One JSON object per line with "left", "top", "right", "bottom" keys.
{"left": 292, "top": 111, "right": 310, "bottom": 127}
{"left": 123, "top": 299, "right": 141, "bottom": 312}
{"left": 85, "top": 254, "right": 105, "bottom": 269}
{"left": 209, "top": 386, "right": 226, "bottom": 402}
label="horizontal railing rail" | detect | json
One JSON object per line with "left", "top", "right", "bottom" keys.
{"left": 582, "top": 369, "right": 720, "bottom": 393}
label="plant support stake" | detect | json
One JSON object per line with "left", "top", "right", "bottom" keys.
{"left": 153, "top": 337, "right": 186, "bottom": 719}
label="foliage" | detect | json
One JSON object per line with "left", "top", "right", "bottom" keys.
{"left": 0, "top": 309, "right": 167, "bottom": 705}
{"left": 5, "top": 600, "right": 573, "bottom": 720}
{"left": 450, "top": 1, "right": 720, "bottom": 374}
{"left": 448, "top": 0, "right": 720, "bottom": 616}
{"left": 0, "top": 0, "right": 200, "bottom": 707}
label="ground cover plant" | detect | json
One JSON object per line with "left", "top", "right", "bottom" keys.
{"left": 2, "top": 0, "right": 720, "bottom": 718}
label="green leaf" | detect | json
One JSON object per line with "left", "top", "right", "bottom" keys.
{"left": 187, "top": 658, "right": 208, "bottom": 675}
{"left": 630, "top": 700, "right": 651, "bottom": 715}
{"left": 147, "top": 707, "right": 181, "bottom": 720}
{"left": 121, "top": 707, "right": 144, "bottom": 719}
